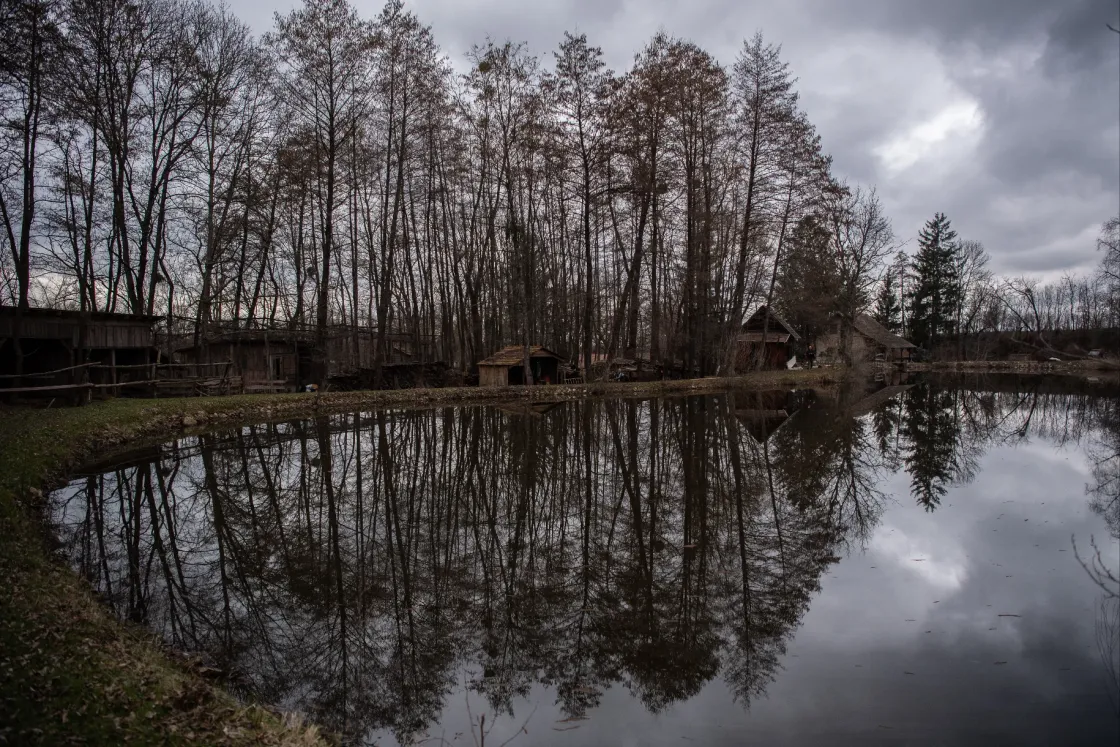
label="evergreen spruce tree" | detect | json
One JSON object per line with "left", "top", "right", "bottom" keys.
{"left": 908, "top": 213, "right": 959, "bottom": 349}
{"left": 891, "top": 251, "right": 910, "bottom": 336}
{"left": 873, "top": 274, "right": 901, "bottom": 332}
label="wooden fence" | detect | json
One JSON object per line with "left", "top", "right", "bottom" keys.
{"left": 0, "top": 361, "right": 238, "bottom": 400}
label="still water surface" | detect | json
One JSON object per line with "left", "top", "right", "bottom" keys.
{"left": 51, "top": 377, "right": 1120, "bottom": 745}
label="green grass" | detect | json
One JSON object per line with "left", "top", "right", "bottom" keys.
{"left": 0, "top": 398, "right": 336, "bottom": 746}
{"left": 0, "top": 370, "right": 838, "bottom": 744}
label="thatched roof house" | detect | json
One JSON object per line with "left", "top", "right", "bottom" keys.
{"left": 851, "top": 314, "right": 916, "bottom": 361}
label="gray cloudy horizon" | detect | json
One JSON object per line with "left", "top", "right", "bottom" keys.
{"left": 232, "top": 0, "right": 1120, "bottom": 280}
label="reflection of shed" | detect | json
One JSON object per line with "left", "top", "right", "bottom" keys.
{"left": 851, "top": 314, "right": 915, "bottom": 362}
{"left": 493, "top": 401, "right": 563, "bottom": 418}
{"left": 72, "top": 444, "right": 164, "bottom": 477}
{"left": 0, "top": 307, "right": 158, "bottom": 395}
{"left": 478, "top": 346, "right": 565, "bottom": 387}
{"left": 736, "top": 408, "right": 792, "bottom": 443}
{"left": 737, "top": 306, "right": 801, "bottom": 370}
{"left": 734, "top": 389, "right": 811, "bottom": 443}
{"left": 176, "top": 329, "right": 318, "bottom": 393}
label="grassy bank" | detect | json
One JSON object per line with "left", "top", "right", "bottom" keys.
{"left": 0, "top": 369, "right": 835, "bottom": 745}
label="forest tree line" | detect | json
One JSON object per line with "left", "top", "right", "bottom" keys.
{"left": 3, "top": 0, "right": 1117, "bottom": 373}
{"left": 779, "top": 210, "right": 1120, "bottom": 355}
{"left": 870, "top": 214, "right": 1119, "bottom": 352}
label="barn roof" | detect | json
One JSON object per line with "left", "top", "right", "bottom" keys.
{"left": 852, "top": 314, "right": 915, "bottom": 349}
{"left": 0, "top": 305, "right": 161, "bottom": 323}
{"left": 0, "top": 305, "right": 158, "bottom": 349}
{"left": 478, "top": 345, "right": 565, "bottom": 366}
{"left": 742, "top": 305, "right": 801, "bottom": 342}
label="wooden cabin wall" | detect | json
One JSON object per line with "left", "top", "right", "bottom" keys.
{"left": 86, "top": 321, "right": 153, "bottom": 348}
{"left": 325, "top": 331, "right": 428, "bottom": 371}
{"left": 479, "top": 366, "right": 508, "bottom": 387}
{"left": 234, "top": 343, "right": 298, "bottom": 384}
{"left": 180, "top": 341, "right": 299, "bottom": 386}
{"left": 735, "top": 342, "right": 789, "bottom": 370}
{"left": 0, "top": 314, "right": 152, "bottom": 349}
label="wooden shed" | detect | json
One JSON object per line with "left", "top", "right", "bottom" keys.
{"left": 0, "top": 307, "right": 158, "bottom": 395}
{"left": 737, "top": 306, "right": 801, "bottom": 370}
{"left": 478, "top": 345, "right": 565, "bottom": 387}
{"left": 851, "top": 314, "right": 916, "bottom": 362}
{"left": 176, "top": 329, "right": 318, "bottom": 393}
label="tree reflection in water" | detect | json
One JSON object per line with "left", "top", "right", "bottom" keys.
{"left": 49, "top": 378, "right": 1119, "bottom": 743}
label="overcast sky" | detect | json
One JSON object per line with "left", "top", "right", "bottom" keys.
{"left": 230, "top": 0, "right": 1120, "bottom": 280}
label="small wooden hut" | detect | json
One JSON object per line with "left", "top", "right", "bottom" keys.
{"left": 737, "top": 306, "right": 801, "bottom": 370}
{"left": 478, "top": 345, "right": 565, "bottom": 386}
{"left": 851, "top": 314, "right": 915, "bottom": 362}
{"left": 0, "top": 307, "right": 158, "bottom": 397}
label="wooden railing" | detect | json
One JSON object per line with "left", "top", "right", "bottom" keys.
{"left": 0, "top": 360, "right": 236, "bottom": 399}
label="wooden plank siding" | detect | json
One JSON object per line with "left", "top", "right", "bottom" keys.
{"left": 0, "top": 308, "right": 157, "bottom": 349}
{"left": 478, "top": 365, "right": 509, "bottom": 387}
{"left": 177, "top": 339, "right": 304, "bottom": 392}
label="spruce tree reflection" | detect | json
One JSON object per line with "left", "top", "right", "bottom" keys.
{"left": 901, "top": 385, "right": 963, "bottom": 511}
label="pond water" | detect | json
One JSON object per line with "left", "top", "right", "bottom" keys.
{"left": 50, "top": 376, "right": 1120, "bottom": 745}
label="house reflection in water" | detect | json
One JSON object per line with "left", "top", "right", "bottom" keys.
{"left": 734, "top": 388, "right": 815, "bottom": 443}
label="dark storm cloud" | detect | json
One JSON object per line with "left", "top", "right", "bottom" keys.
{"left": 232, "top": 0, "right": 1120, "bottom": 277}
{"left": 819, "top": 0, "right": 1120, "bottom": 274}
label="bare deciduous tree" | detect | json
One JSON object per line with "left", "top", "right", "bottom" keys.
{"left": 825, "top": 184, "right": 896, "bottom": 361}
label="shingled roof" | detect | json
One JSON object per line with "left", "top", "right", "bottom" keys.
{"left": 478, "top": 345, "right": 565, "bottom": 366}
{"left": 852, "top": 314, "right": 915, "bottom": 349}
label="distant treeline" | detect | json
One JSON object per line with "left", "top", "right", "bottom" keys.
{"left": 783, "top": 212, "right": 1120, "bottom": 355}
{"left": 930, "top": 327, "right": 1120, "bottom": 361}
{"left": 2, "top": 0, "right": 1117, "bottom": 370}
